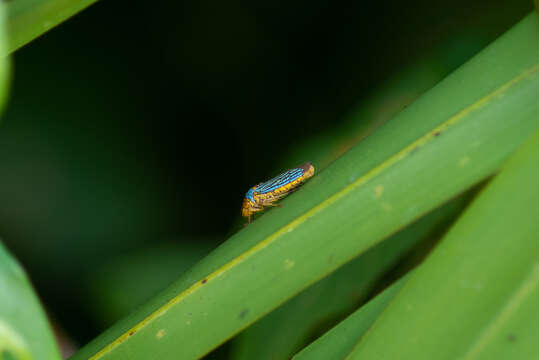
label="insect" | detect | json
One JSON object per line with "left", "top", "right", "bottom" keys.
{"left": 241, "top": 162, "right": 315, "bottom": 224}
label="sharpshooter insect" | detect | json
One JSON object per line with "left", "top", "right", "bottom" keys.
{"left": 241, "top": 162, "right": 315, "bottom": 224}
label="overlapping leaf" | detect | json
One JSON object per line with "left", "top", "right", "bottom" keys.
{"left": 347, "top": 126, "right": 539, "bottom": 360}
{"left": 71, "top": 12, "right": 539, "bottom": 360}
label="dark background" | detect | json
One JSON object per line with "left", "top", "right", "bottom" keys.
{"left": 0, "top": 0, "right": 532, "bottom": 354}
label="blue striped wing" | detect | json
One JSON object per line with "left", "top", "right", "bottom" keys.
{"left": 255, "top": 167, "right": 305, "bottom": 194}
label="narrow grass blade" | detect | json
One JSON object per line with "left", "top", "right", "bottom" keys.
{"left": 71, "top": 13, "right": 539, "bottom": 360}
{"left": 347, "top": 128, "right": 539, "bottom": 359}
{"left": 288, "top": 58, "right": 447, "bottom": 171}
{"left": 231, "top": 195, "right": 467, "bottom": 360}
{"left": 0, "top": 0, "right": 10, "bottom": 112}
{"left": 6, "top": 0, "right": 99, "bottom": 54}
{"left": 85, "top": 243, "right": 216, "bottom": 328}
{"left": 293, "top": 275, "right": 409, "bottom": 360}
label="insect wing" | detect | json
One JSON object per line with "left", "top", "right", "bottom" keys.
{"left": 255, "top": 168, "right": 305, "bottom": 194}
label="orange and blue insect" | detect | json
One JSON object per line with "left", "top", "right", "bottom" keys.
{"left": 242, "top": 162, "right": 315, "bottom": 223}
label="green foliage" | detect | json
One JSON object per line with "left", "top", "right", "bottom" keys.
{"left": 0, "top": 0, "right": 9, "bottom": 112}
{"left": 6, "top": 0, "right": 99, "bottom": 54}
{"left": 0, "top": 243, "right": 61, "bottom": 360}
{"left": 70, "top": 12, "right": 539, "bottom": 360}
{"left": 85, "top": 242, "right": 216, "bottom": 328}
{"left": 231, "top": 196, "right": 467, "bottom": 360}
{"left": 0, "top": 4, "right": 61, "bottom": 359}
{"left": 347, "top": 124, "right": 539, "bottom": 360}
{"left": 1, "top": 1, "right": 538, "bottom": 360}
{"left": 293, "top": 275, "right": 409, "bottom": 360}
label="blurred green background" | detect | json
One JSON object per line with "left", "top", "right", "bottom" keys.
{"left": 0, "top": 0, "right": 533, "bottom": 356}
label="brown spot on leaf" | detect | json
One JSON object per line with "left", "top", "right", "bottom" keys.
{"left": 201, "top": 279, "right": 207, "bottom": 284}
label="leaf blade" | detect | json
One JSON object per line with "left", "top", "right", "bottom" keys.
{"left": 292, "top": 275, "right": 409, "bottom": 360}
{"left": 347, "top": 119, "right": 539, "bottom": 360}
{"left": 71, "top": 12, "right": 539, "bottom": 360}
{"left": 231, "top": 194, "right": 466, "bottom": 360}
{"left": 0, "top": 243, "right": 62, "bottom": 360}
{"left": 6, "top": 0, "right": 99, "bottom": 54}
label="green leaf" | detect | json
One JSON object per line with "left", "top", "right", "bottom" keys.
{"left": 293, "top": 275, "right": 409, "bottom": 360}
{"left": 0, "top": 242, "right": 61, "bottom": 360}
{"left": 0, "top": 321, "right": 32, "bottom": 360}
{"left": 0, "top": 7, "right": 42, "bottom": 356}
{"left": 71, "top": 12, "right": 539, "bottom": 360}
{"left": 347, "top": 126, "right": 539, "bottom": 359}
{"left": 231, "top": 194, "right": 467, "bottom": 360}
{"left": 6, "top": 0, "right": 99, "bottom": 54}
{"left": 288, "top": 57, "right": 448, "bottom": 170}
{"left": 0, "top": 0, "right": 10, "bottom": 113}
{"left": 85, "top": 243, "right": 216, "bottom": 328}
